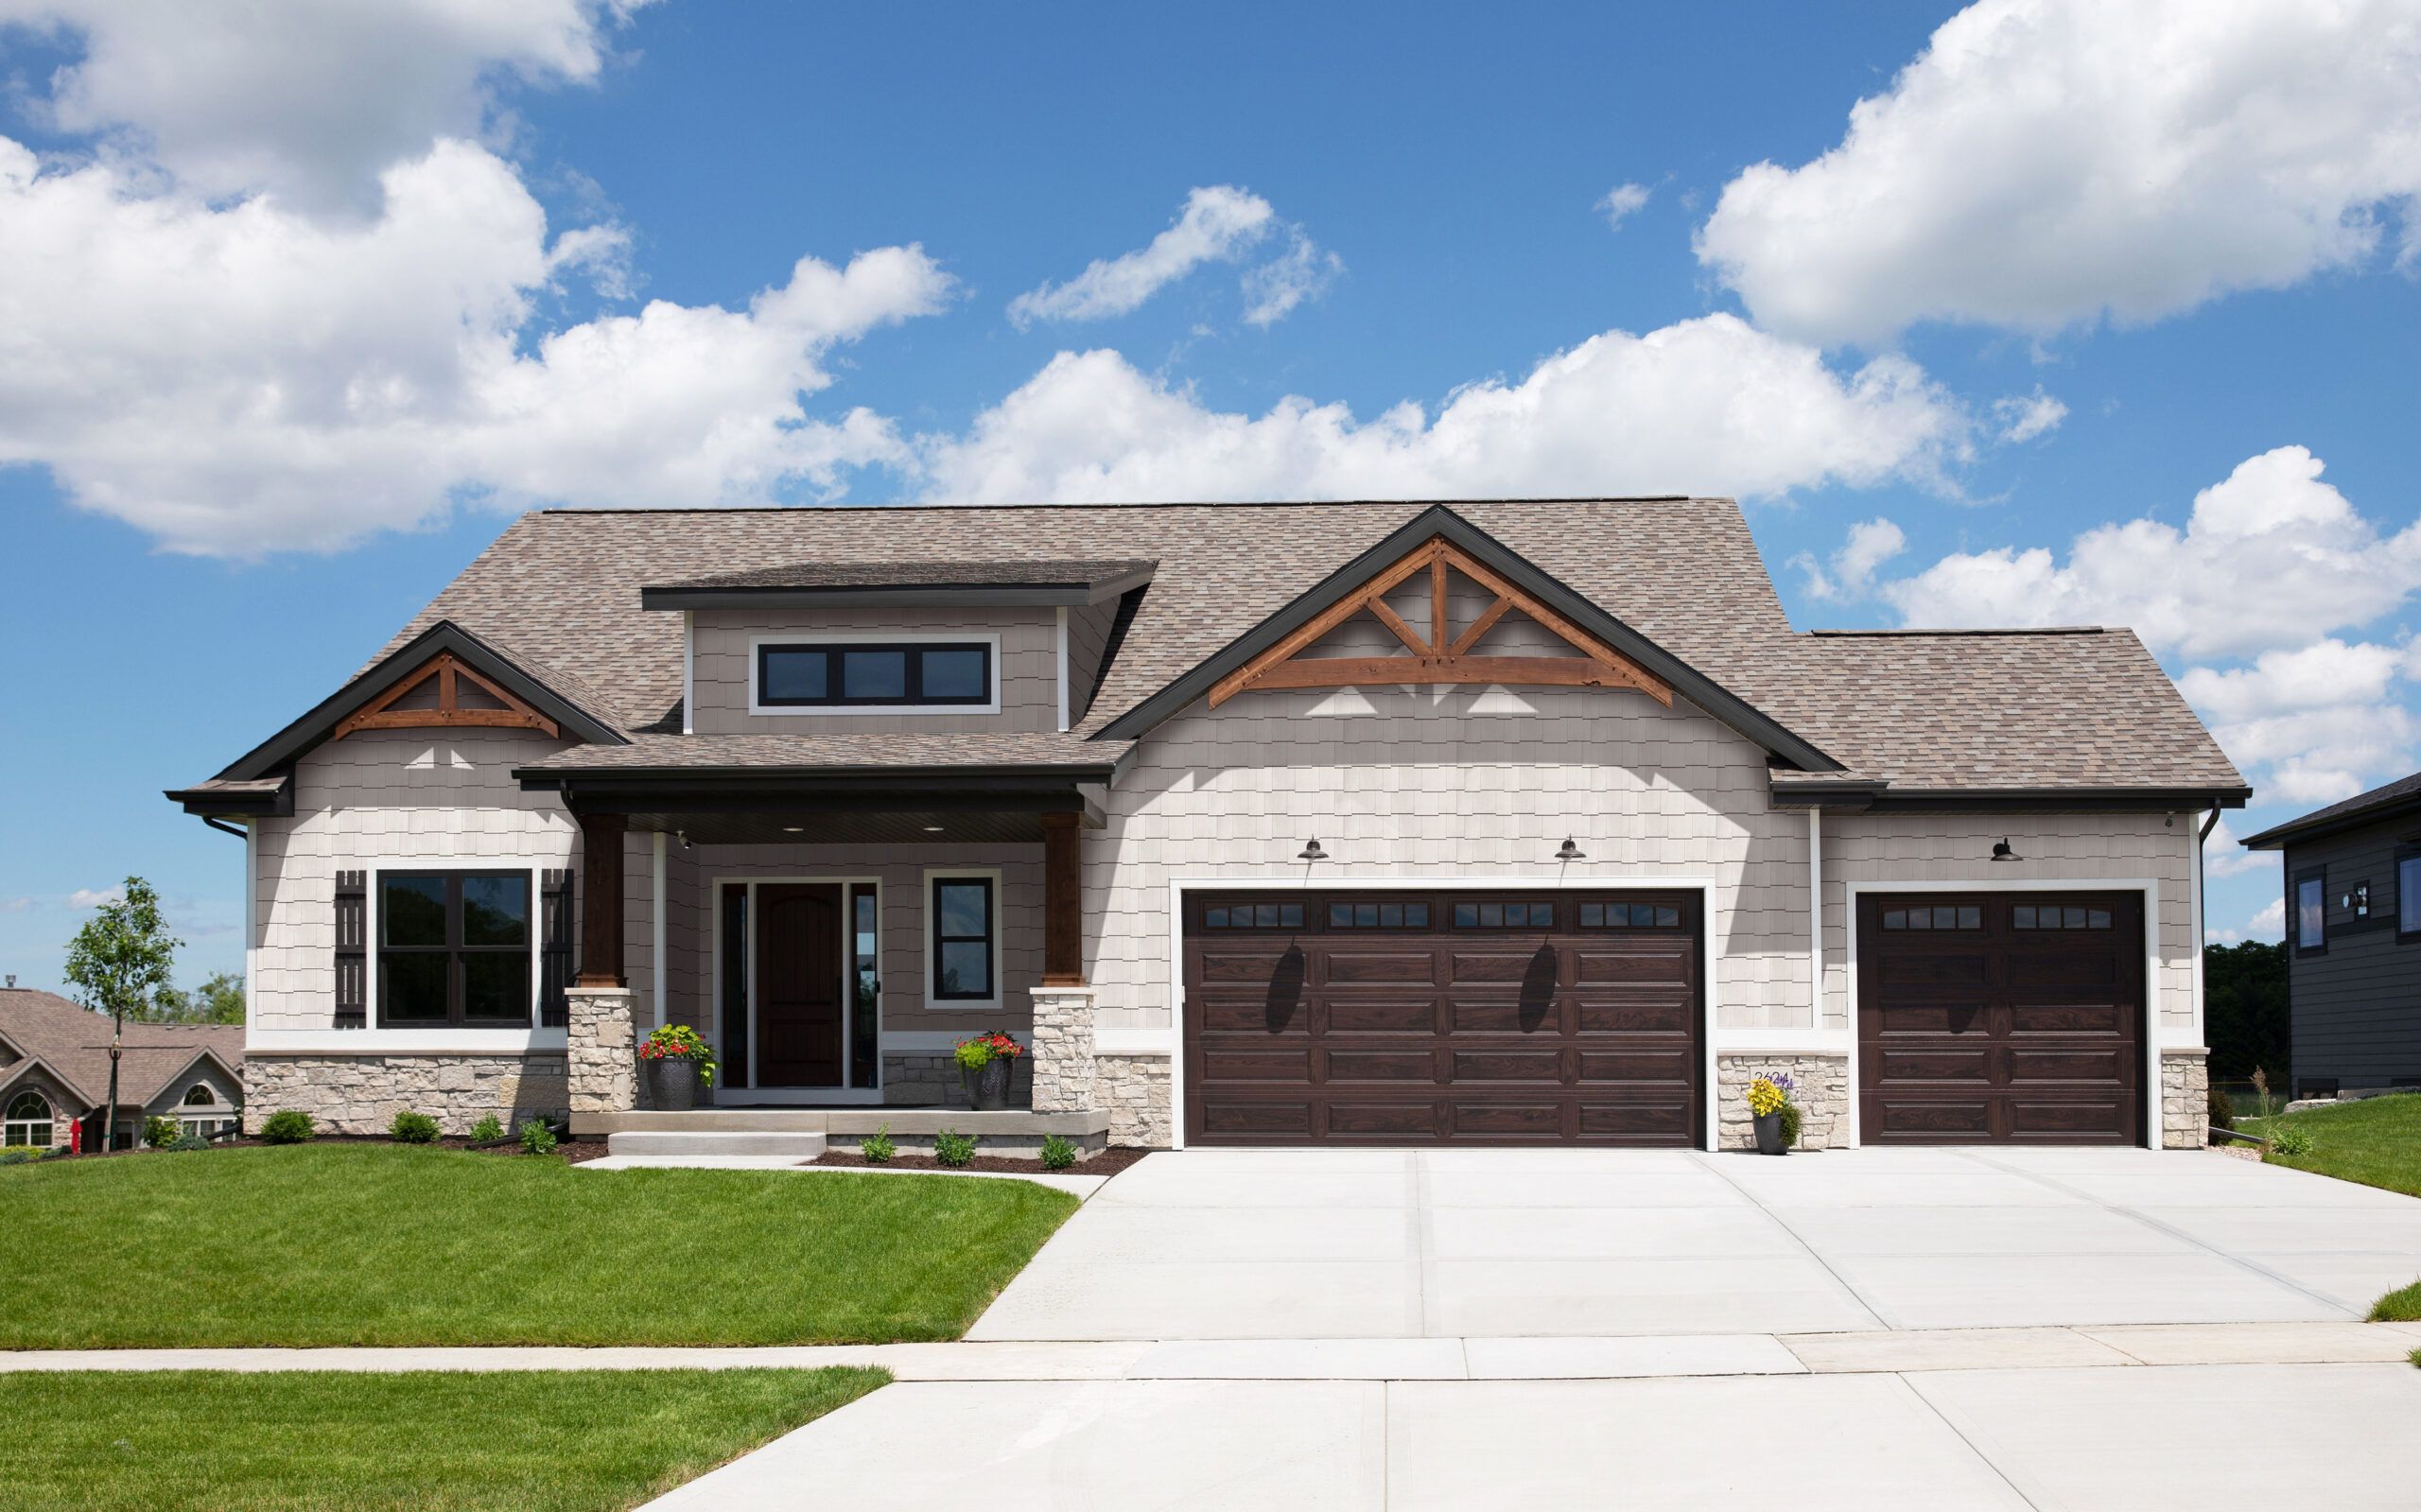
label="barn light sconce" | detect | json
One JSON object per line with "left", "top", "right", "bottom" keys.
{"left": 1555, "top": 838, "right": 1586, "bottom": 862}
{"left": 1991, "top": 838, "right": 2020, "bottom": 862}
{"left": 676, "top": 830, "right": 693, "bottom": 852}
{"left": 1298, "top": 839, "right": 1328, "bottom": 862}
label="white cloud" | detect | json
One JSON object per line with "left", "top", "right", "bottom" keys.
{"left": 1880, "top": 447, "right": 2421, "bottom": 659}
{"left": 914, "top": 314, "right": 1969, "bottom": 505}
{"left": 2202, "top": 817, "right": 2275, "bottom": 880}
{"left": 1241, "top": 230, "right": 1344, "bottom": 327}
{"left": 1795, "top": 517, "right": 1907, "bottom": 602}
{"left": 2245, "top": 897, "right": 2286, "bottom": 941}
{"left": 1992, "top": 388, "right": 2066, "bottom": 443}
{"left": 1696, "top": 0, "right": 2421, "bottom": 345}
{"left": 1009, "top": 186, "right": 1279, "bottom": 326}
{"left": 1597, "top": 182, "right": 1652, "bottom": 230}
{"left": 0, "top": 896, "right": 32, "bottom": 912}
{"left": 0, "top": 0, "right": 652, "bottom": 213}
{"left": 0, "top": 135, "right": 954, "bottom": 553}
{"left": 2178, "top": 639, "right": 2402, "bottom": 724}
{"left": 67, "top": 886, "right": 123, "bottom": 909}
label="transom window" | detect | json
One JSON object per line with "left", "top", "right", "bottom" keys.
{"left": 1881, "top": 905, "right": 1983, "bottom": 931}
{"left": 930, "top": 876, "right": 997, "bottom": 1002}
{"left": 1328, "top": 901, "right": 1429, "bottom": 929}
{"left": 2012, "top": 904, "right": 2111, "bottom": 930}
{"left": 758, "top": 642, "right": 992, "bottom": 709}
{"left": 378, "top": 870, "right": 531, "bottom": 1027}
{"left": 1203, "top": 902, "right": 1305, "bottom": 930}
{"left": 5, "top": 1090, "right": 54, "bottom": 1148}
{"left": 1579, "top": 901, "right": 1682, "bottom": 929}
{"left": 176, "top": 1083, "right": 235, "bottom": 1138}
{"left": 1454, "top": 900, "right": 1556, "bottom": 929}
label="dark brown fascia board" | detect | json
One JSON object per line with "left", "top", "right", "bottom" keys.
{"left": 641, "top": 565, "right": 1157, "bottom": 613}
{"left": 1093, "top": 503, "right": 1843, "bottom": 772}
{"left": 204, "top": 619, "right": 628, "bottom": 785}
{"left": 164, "top": 777, "right": 294, "bottom": 820}
{"left": 515, "top": 763, "right": 1117, "bottom": 815}
{"left": 2238, "top": 791, "right": 2421, "bottom": 851}
{"left": 1770, "top": 781, "right": 2252, "bottom": 814}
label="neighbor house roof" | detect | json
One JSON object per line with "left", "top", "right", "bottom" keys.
{"left": 0, "top": 987, "right": 241, "bottom": 1111}
{"left": 2239, "top": 769, "right": 2421, "bottom": 850}
{"left": 183, "top": 497, "right": 2246, "bottom": 808}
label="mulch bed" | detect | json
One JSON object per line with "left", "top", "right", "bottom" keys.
{"left": 14, "top": 1131, "right": 611, "bottom": 1165}
{"left": 813, "top": 1145, "right": 1149, "bottom": 1177}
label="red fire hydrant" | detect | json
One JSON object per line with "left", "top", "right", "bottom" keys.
{"left": 70, "top": 1117, "right": 83, "bottom": 1156}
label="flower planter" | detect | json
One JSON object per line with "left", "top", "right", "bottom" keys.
{"left": 1753, "top": 1110, "right": 1787, "bottom": 1156}
{"left": 651, "top": 1055, "right": 701, "bottom": 1111}
{"left": 962, "top": 1055, "right": 1012, "bottom": 1111}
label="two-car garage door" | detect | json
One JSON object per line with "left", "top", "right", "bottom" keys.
{"left": 1181, "top": 890, "right": 1701, "bottom": 1147}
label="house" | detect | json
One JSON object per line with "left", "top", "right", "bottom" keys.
{"left": 166, "top": 498, "right": 2246, "bottom": 1153}
{"left": 2240, "top": 773, "right": 2421, "bottom": 1098}
{"left": 0, "top": 982, "right": 244, "bottom": 1150}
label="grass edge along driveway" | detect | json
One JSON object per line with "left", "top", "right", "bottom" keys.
{"left": 2239, "top": 1093, "right": 2421, "bottom": 1343}
{"left": 0, "top": 1366, "right": 886, "bottom": 1512}
{"left": 0, "top": 1143, "right": 1076, "bottom": 1348}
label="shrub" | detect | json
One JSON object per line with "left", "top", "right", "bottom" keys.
{"left": 468, "top": 1114, "right": 504, "bottom": 1144}
{"left": 166, "top": 1133, "right": 211, "bottom": 1152}
{"left": 518, "top": 1119, "right": 558, "bottom": 1156}
{"left": 2206, "top": 1086, "right": 2235, "bottom": 1134}
{"left": 144, "top": 1116, "right": 178, "bottom": 1149}
{"left": 2268, "top": 1123, "right": 2316, "bottom": 1159}
{"left": 390, "top": 1110, "right": 440, "bottom": 1144}
{"left": 259, "top": 1109, "right": 316, "bottom": 1145}
{"left": 860, "top": 1122, "right": 896, "bottom": 1164}
{"left": 1038, "top": 1133, "right": 1077, "bottom": 1171}
{"left": 933, "top": 1127, "right": 976, "bottom": 1168}
{"left": 0, "top": 1148, "right": 40, "bottom": 1166}
{"left": 1777, "top": 1103, "right": 1803, "bottom": 1150}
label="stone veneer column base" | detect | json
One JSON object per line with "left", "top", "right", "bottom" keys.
{"left": 1028, "top": 986, "right": 1097, "bottom": 1115}
{"left": 1096, "top": 1052, "right": 1172, "bottom": 1147}
{"left": 2162, "top": 1047, "right": 2211, "bottom": 1149}
{"left": 1716, "top": 1051, "right": 1850, "bottom": 1152}
{"left": 241, "top": 1053, "right": 567, "bottom": 1136}
{"left": 566, "top": 986, "right": 638, "bottom": 1116}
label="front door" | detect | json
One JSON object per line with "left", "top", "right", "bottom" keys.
{"left": 757, "top": 883, "right": 845, "bottom": 1087}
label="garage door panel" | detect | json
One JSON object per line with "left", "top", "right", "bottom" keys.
{"left": 1858, "top": 893, "right": 2142, "bottom": 1146}
{"left": 1185, "top": 890, "right": 1701, "bottom": 1147}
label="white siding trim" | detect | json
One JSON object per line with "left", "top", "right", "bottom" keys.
{"left": 243, "top": 819, "right": 258, "bottom": 1042}
{"left": 745, "top": 631, "right": 1003, "bottom": 718}
{"left": 358, "top": 860, "right": 549, "bottom": 1031}
{"left": 924, "top": 867, "right": 1006, "bottom": 1012}
{"left": 1842, "top": 877, "right": 2164, "bottom": 1152}
{"left": 1807, "top": 810, "right": 1823, "bottom": 1030}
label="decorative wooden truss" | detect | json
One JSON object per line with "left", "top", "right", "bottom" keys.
{"left": 1208, "top": 535, "right": 1673, "bottom": 708}
{"left": 332, "top": 652, "right": 560, "bottom": 739}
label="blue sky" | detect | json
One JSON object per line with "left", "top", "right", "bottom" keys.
{"left": 2, "top": 0, "right": 2417, "bottom": 993}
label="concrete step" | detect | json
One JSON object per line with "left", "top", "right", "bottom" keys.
{"left": 605, "top": 1130, "right": 827, "bottom": 1159}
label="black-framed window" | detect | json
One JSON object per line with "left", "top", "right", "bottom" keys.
{"left": 1884, "top": 904, "right": 1984, "bottom": 930}
{"left": 2397, "top": 850, "right": 2421, "bottom": 939}
{"left": 1328, "top": 900, "right": 1429, "bottom": 929}
{"left": 2012, "top": 904, "right": 2109, "bottom": 930}
{"left": 1454, "top": 900, "right": 1556, "bottom": 929}
{"left": 758, "top": 642, "right": 992, "bottom": 708}
{"left": 1203, "top": 902, "right": 1305, "bottom": 930}
{"left": 931, "top": 876, "right": 995, "bottom": 1001}
{"left": 2291, "top": 867, "right": 2327, "bottom": 956}
{"left": 378, "top": 870, "right": 531, "bottom": 1026}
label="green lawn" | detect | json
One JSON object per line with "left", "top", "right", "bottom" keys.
{"left": 0, "top": 1367, "right": 884, "bottom": 1512}
{"left": 0, "top": 1143, "right": 1075, "bottom": 1347}
{"left": 2241, "top": 1091, "right": 2421, "bottom": 1199}
{"left": 2373, "top": 1277, "right": 2421, "bottom": 1323}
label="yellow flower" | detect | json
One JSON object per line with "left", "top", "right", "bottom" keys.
{"left": 1746, "top": 1076, "right": 1786, "bottom": 1117}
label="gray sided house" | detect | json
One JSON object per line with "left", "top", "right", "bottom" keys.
{"left": 2243, "top": 773, "right": 2421, "bottom": 1097}
{"left": 169, "top": 498, "right": 2246, "bottom": 1155}
{"left": 0, "top": 984, "right": 244, "bottom": 1151}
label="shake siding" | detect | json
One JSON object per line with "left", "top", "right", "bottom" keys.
{"left": 688, "top": 606, "right": 1060, "bottom": 735}
{"left": 1820, "top": 813, "right": 2199, "bottom": 1035}
{"left": 2284, "top": 826, "right": 2421, "bottom": 1087}
{"left": 1086, "top": 682, "right": 1813, "bottom": 1033}
{"left": 251, "top": 730, "right": 580, "bottom": 1032}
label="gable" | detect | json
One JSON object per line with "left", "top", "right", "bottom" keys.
{"left": 332, "top": 651, "right": 560, "bottom": 740}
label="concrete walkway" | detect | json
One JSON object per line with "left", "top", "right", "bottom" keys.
{"left": 970, "top": 1145, "right": 2421, "bottom": 1339}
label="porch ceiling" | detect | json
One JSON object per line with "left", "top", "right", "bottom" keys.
{"left": 625, "top": 809, "right": 1057, "bottom": 845}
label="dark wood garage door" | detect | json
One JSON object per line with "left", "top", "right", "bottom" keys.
{"left": 1181, "top": 890, "right": 1702, "bottom": 1146}
{"left": 1858, "top": 893, "right": 2144, "bottom": 1144}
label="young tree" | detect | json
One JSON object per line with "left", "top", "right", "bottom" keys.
{"left": 61, "top": 878, "right": 182, "bottom": 1152}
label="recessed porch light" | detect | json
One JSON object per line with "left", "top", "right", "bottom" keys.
{"left": 922, "top": 825, "right": 946, "bottom": 832}
{"left": 782, "top": 826, "right": 803, "bottom": 833}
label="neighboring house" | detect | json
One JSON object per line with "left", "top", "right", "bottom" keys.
{"left": 166, "top": 498, "right": 2246, "bottom": 1152}
{"left": 2241, "top": 773, "right": 2421, "bottom": 1098}
{"left": 0, "top": 982, "right": 244, "bottom": 1150}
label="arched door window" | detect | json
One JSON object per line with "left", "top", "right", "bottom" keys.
{"left": 4, "top": 1090, "right": 55, "bottom": 1148}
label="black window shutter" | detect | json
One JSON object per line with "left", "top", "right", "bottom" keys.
{"left": 539, "top": 868, "right": 573, "bottom": 1027}
{"left": 334, "top": 870, "right": 367, "bottom": 1028}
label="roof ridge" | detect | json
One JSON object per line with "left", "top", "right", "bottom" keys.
{"left": 1806, "top": 626, "right": 2106, "bottom": 637}
{"left": 539, "top": 495, "right": 1712, "bottom": 517}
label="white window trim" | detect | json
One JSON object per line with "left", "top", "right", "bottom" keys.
{"left": 709, "top": 874, "right": 885, "bottom": 1101}
{"left": 360, "top": 860, "right": 549, "bottom": 1034}
{"left": 747, "top": 631, "right": 1003, "bottom": 718}
{"left": 4, "top": 1089, "right": 56, "bottom": 1147}
{"left": 925, "top": 867, "right": 1005, "bottom": 1013}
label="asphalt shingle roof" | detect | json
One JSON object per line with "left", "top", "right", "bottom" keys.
{"left": 2239, "top": 768, "right": 2421, "bottom": 848}
{"left": 0, "top": 988, "right": 241, "bottom": 1111}
{"left": 650, "top": 557, "right": 1157, "bottom": 593}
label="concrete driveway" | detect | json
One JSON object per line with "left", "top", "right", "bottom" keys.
{"left": 969, "top": 1145, "right": 2421, "bottom": 1340}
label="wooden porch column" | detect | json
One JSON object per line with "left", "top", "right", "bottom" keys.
{"left": 1040, "top": 809, "right": 1085, "bottom": 986}
{"left": 575, "top": 808, "right": 628, "bottom": 987}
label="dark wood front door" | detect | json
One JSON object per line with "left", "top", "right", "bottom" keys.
{"left": 1857, "top": 893, "right": 2144, "bottom": 1144}
{"left": 1181, "top": 890, "right": 1702, "bottom": 1147}
{"left": 758, "top": 884, "right": 845, "bottom": 1087}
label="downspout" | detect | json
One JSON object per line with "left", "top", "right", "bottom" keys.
{"left": 2195, "top": 806, "right": 2220, "bottom": 1051}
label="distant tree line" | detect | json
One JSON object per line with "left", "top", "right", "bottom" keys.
{"left": 2203, "top": 940, "right": 2288, "bottom": 1085}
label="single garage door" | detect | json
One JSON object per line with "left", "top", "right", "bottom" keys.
{"left": 1857, "top": 892, "right": 2144, "bottom": 1144}
{"left": 1181, "top": 890, "right": 1702, "bottom": 1146}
